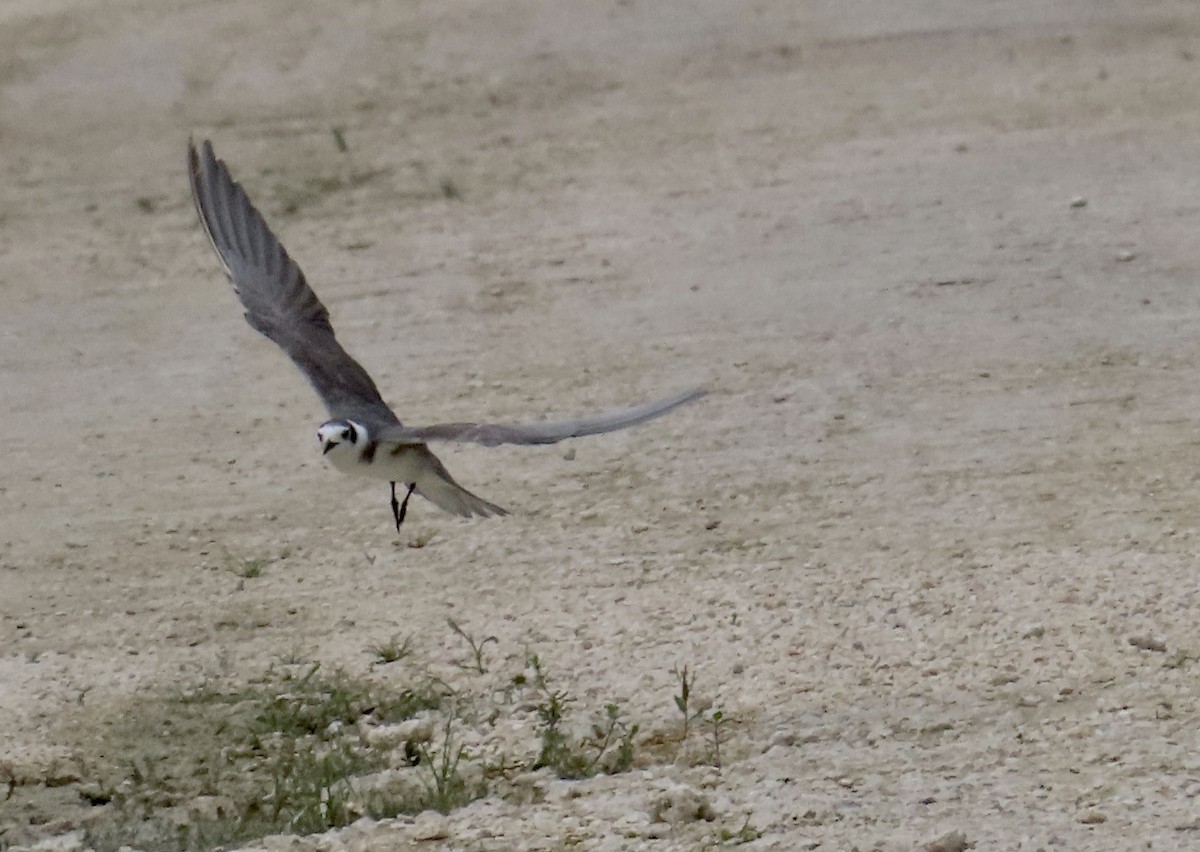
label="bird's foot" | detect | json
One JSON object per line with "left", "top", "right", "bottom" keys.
{"left": 390, "top": 481, "right": 416, "bottom": 532}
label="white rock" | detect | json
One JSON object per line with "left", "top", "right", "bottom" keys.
{"left": 364, "top": 717, "right": 434, "bottom": 748}
{"left": 411, "top": 809, "right": 449, "bottom": 840}
{"left": 19, "top": 830, "right": 89, "bottom": 851}
{"left": 649, "top": 782, "right": 716, "bottom": 824}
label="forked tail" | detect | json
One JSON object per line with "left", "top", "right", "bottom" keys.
{"left": 416, "top": 453, "right": 508, "bottom": 518}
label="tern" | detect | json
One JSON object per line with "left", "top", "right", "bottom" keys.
{"left": 187, "top": 139, "right": 704, "bottom": 531}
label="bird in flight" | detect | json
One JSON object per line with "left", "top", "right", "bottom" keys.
{"left": 187, "top": 139, "right": 704, "bottom": 531}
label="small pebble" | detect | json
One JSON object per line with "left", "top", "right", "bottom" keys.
{"left": 1115, "top": 249, "right": 1136, "bottom": 262}
{"left": 1128, "top": 635, "right": 1167, "bottom": 653}
{"left": 770, "top": 730, "right": 795, "bottom": 748}
{"left": 923, "top": 830, "right": 970, "bottom": 852}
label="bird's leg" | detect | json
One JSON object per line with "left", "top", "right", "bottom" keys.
{"left": 390, "top": 481, "right": 416, "bottom": 532}
{"left": 398, "top": 483, "right": 415, "bottom": 526}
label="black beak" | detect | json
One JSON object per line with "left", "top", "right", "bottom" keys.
{"left": 322, "top": 441, "right": 334, "bottom": 455}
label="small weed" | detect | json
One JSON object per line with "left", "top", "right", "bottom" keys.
{"left": 439, "top": 176, "right": 462, "bottom": 199}
{"left": 368, "top": 635, "right": 413, "bottom": 666}
{"left": 447, "top": 618, "right": 497, "bottom": 674}
{"left": 229, "top": 556, "right": 267, "bottom": 579}
{"left": 252, "top": 663, "right": 370, "bottom": 738}
{"left": 256, "top": 738, "right": 368, "bottom": 833}
{"left": 76, "top": 663, "right": 453, "bottom": 852}
{"left": 331, "top": 126, "right": 349, "bottom": 153}
{"left": 718, "top": 814, "right": 763, "bottom": 845}
{"left": 673, "top": 664, "right": 701, "bottom": 740}
{"left": 2, "top": 764, "right": 14, "bottom": 802}
{"left": 594, "top": 703, "right": 639, "bottom": 774}
{"left": 533, "top": 682, "right": 581, "bottom": 776}
{"left": 414, "top": 712, "right": 476, "bottom": 814}
{"left": 708, "top": 709, "right": 728, "bottom": 769}
{"left": 527, "top": 657, "right": 638, "bottom": 779}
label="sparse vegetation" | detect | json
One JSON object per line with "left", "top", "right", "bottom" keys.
{"left": 73, "top": 662, "right": 450, "bottom": 852}
{"left": 22, "top": 638, "right": 713, "bottom": 852}
{"left": 708, "top": 709, "right": 728, "bottom": 769}
{"left": 673, "top": 664, "right": 701, "bottom": 740}
{"left": 228, "top": 556, "right": 267, "bottom": 579}
{"left": 447, "top": 617, "right": 498, "bottom": 674}
{"left": 331, "top": 126, "right": 349, "bottom": 153}
{"left": 717, "top": 814, "right": 763, "bottom": 845}
{"left": 527, "top": 655, "right": 638, "bottom": 779}
{"left": 413, "top": 711, "right": 477, "bottom": 814}
{"left": 368, "top": 634, "right": 413, "bottom": 666}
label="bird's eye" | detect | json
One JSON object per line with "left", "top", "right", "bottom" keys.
{"left": 342, "top": 428, "right": 352, "bottom": 441}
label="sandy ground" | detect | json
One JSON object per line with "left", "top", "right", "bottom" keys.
{"left": 5, "top": 0, "right": 1200, "bottom": 849}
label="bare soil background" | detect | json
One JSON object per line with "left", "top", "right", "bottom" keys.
{"left": 4, "top": 1, "right": 1200, "bottom": 849}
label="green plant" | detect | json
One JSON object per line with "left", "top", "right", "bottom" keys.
{"left": 331, "top": 126, "right": 349, "bottom": 153}
{"left": 708, "top": 710, "right": 728, "bottom": 769}
{"left": 527, "top": 658, "right": 638, "bottom": 779}
{"left": 230, "top": 557, "right": 267, "bottom": 579}
{"left": 673, "top": 664, "right": 700, "bottom": 740}
{"left": 258, "top": 739, "right": 367, "bottom": 833}
{"left": 414, "top": 713, "right": 473, "bottom": 814}
{"left": 447, "top": 618, "right": 498, "bottom": 674}
{"left": 368, "top": 635, "right": 413, "bottom": 666}
{"left": 251, "top": 664, "right": 368, "bottom": 738}
{"left": 596, "top": 703, "right": 639, "bottom": 774}
{"left": 717, "top": 814, "right": 763, "bottom": 845}
{"left": 77, "top": 662, "right": 457, "bottom": 851}
{"left": 533, "top": 682, "right": 581, "bottom": 776}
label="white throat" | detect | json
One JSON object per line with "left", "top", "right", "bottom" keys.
{"left": 319, "top": 420, "right": 369, "bottom": 474}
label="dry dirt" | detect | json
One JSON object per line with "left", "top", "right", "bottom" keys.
{"left": 4, "top": 1, "right": 1200, "bottom": 850}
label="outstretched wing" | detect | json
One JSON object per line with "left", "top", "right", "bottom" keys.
{"left": 188, "top": 138, "right": 400, "bottom": 427}
{"left": 376, "top": 389, "right": 705, "bottom": 447}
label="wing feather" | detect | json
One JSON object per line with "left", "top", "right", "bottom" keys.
{"left": 188, "top": 139, "right": 399, "bottom": 427}
{"left": 376, "top": 389, "right": 705, "bottom": 447}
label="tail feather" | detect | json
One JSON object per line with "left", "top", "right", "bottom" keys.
{"left": 415, "top": 453, "right": 508, "bottom": 518}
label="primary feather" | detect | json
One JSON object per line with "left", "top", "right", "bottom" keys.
{"left": 377, "top": 389, "right": 706, "bottom": 447}
{"left": 188, "top": 139, "right": 400, "bottom": 429}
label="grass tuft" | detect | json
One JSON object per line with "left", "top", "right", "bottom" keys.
{"left": 368, "top": 634, "right": 414, "bottom": 666}
{"left": 74, "top": 663, "right": 452, "bottom": 852}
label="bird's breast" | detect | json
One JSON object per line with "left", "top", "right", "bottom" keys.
{"left": 326, "top": 441, "right": 430, "bottom": 483}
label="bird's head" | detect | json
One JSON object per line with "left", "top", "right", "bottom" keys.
{"left": 317, "top": 420, "right": 364, "bottom": 457}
